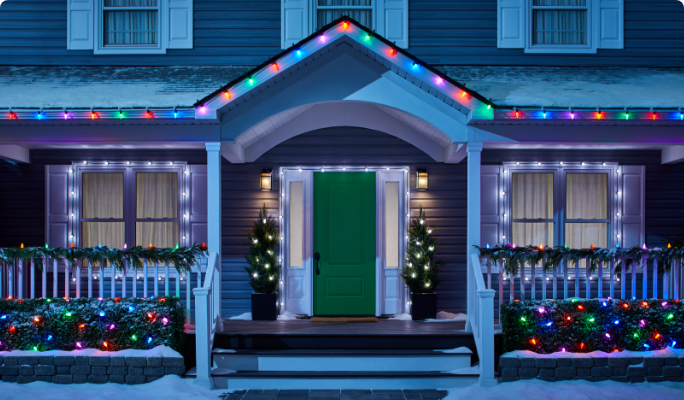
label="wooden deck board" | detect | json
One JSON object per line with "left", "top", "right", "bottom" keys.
{"left": 217, "top": 319, "right": 469, "bottom": 336}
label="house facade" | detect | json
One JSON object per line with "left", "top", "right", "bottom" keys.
{"left": 0, "top": 0, "right": 683, "bottom": 320}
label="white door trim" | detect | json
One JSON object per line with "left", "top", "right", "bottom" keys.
{"left": 279, "top": 167, "right": 409, "bottom": 317}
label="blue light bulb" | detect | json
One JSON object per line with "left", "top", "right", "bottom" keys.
{"left": 99, "top": 311, "right": 105, "bottom": 317}
{"left": 128, "top": 305, "right": 135, "bottom": 312}
{"left": 147, "top": 337, "right": 152, "bottom": 344}
{"left": 546, "top": 322, "right": 552, "bottom": 327}
{"left": 614, "top": 320, "right": 619, "bottom": 325}
{"left": 47, "top": 335, "right": 53, "bottom": 340}
{"left": 0, "top": 315, "right": 6, "bottom": 319}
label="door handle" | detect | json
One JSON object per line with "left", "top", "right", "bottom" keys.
{"left": 314, "top": 252, "right": 321, "bottom": 275}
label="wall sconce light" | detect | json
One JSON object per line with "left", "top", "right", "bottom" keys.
{"left": 260, "top": 169, "right": 273, "bottom": 191}
{"left": 416, "top": 169, "right": 428, "bottom": 190}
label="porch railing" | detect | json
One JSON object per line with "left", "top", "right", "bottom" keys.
{"left": 193, "top": 251, "right": 221, "bottom": 389}
{"left": 481, "top": 255, "right": 683, "bottom": 320}
{"left": 467, "top": 254, "right": 497, "bottom": 387}
{"left": 0, "top": 256, "right": 206, "bottom": 327}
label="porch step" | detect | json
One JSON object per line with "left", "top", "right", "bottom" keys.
{"left": 212, "top": 370, "right": 480, "bottom": 390}
{"left": 212, "top": 348, "right": 473, "bottom": 372}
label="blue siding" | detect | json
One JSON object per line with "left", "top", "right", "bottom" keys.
{"left": 0, "top": 0, "right": 683, "bottom": 66}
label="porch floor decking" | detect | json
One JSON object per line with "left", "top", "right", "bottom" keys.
{"left": 217, "top": 319, "right": 469, "bottom": 336}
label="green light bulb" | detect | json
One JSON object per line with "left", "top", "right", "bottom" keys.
{"left": 668, "top": 314, "right": 674, "bottom": 320}
{"left": 131, "top": 334, "right": 137, "bottom": 341}
{"left": 633, "top": 333, "right": 638, "bottom": 338}
{"left": 520, "top": 317, "right": 526, "bottom": 322}
{"left": 589, "top": 318, "right": 595, "bottom": 322}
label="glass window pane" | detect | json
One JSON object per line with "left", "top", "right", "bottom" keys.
{"left": 533, "top": 10, "right": 587, "bottom": 45}
{"left": 82, "top": 173, "right": 123, "bottom": 219}
{"left": 136, "top": 173, "right": 178, "bottom": 219}
{"left": 512, "top": 222, "right": 554, "bottom": 248}
{"left": 385, "top": 182, "right": 399, "bottom": 268}
{"left": 104, "top": 0, "right": 158, "bottom": 7}
{"left": 318, "top": 0, "right": 371, "bottom": 5}
{"left": 533, "top": 0, "right": 586, "bottom": 6}
{"left": 317, "top": 10, "right": 372, "bottom": 29}
{"left": 567, "top": 173, "right": 607, "bottom": 219}
{"left": 104, "top": 11, "right": 158, "bottom": 45}
{"left": 289, "top": 182, "right": 303, "bottom": 268}
{"left": 512, "top": 173, "right": 554, "bottom": 219}
{"left": 136, "top": 222, "right": 178, "bottom": 248}
{"left": 82, "top": 222, "right": 125, "bottom": 248}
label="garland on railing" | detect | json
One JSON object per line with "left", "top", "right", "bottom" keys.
{"left": 0, "top": 244, "right": 208, "bottom": 274}
{"left": 476, "top": 243, "right": 684, "bottom": 277}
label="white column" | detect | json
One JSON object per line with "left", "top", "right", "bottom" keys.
{"left": 206, "top": 142, "right": 222, "bottom": 318}
{"left": 466, "top": 142, "right": 482, "bottom": 333}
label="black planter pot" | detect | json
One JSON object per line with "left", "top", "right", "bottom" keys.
{"left": 251, "top": 293, "right": 278, "bottom": 321}
{"left": 410, "top": 293, "right": 437, "bottom": 320}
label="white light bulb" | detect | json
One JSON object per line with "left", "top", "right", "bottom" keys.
{"left": 268, "top": 235, "right": 272, "bottom": 239}
{"left": 268, "top": 250, "right": 273, "bottom": 255}
{"left": 425, "top": 283, "right": 430, "bottom": 288}
{"left": 365, "top": 168, "right": 368, "bottom": 171}
{"left": 424, "top": 265, "right": 429, "bottom": 270}
{"left": 265, "top": 263, "right": 270, "bottom": 269}
{"left": 416, "top": 241, "right": 421, "bottom": 245}
{"left": 581, "top": 162, "right": 585, "bottom": 166}
{"left": 516, "top": 162, "right": 519, "bottom": 165}
{"left": 537, "top": 162, "right": 541, "bottom": 165}
{"left": 411, "top": 273, "right": 416, "bottom": 278}
{"left": 253, "top": 273, "right": 258, "bottom": 278}
{"left": 299, "top": 168, "right": 302, "bottom": 172}
{"left": 428, "top": 230, "right": 432, "bottom": 234}
{"left": 429, "top": 246, "right": 434, "bottom": 251}
{"left": 417, "top": 253, "right": 422, "bottom": 258}
{"left": 148, "top": 162, "right": 151, "bottom": 165}
{"left": 126, "top": 161, "right": 130, "bottom": 165}
{"left": 560, "top": 161, "right": 563, "bottom": 165}
{"left": 420, "top": 219, "right": 424, "bottom": 225}
{"left": 269, "top": 276, "right": 273, "bottom": 281}
{"left": 603, "top": 163, "right": 606, "bottom": 166}
{"left": 501, "top": 191, "right": 506, "bottom": 196}
{"left": 253, "top": 239, "right": 258, "bottom": 244}
{"left": 105, "top": 161, "right": 109, "bottom": 165}
{"left": 408, "top": 262, "right": 413, "bottom": 267}
{"left": 170, "top": 162, "right": 173, "bottom": 165}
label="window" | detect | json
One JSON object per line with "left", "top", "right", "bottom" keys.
{"left": 316, "top": 0, "right": 373, "bottom": 30}
{"left": 66, "top": 0, "right": 193, "bottom": 53}
{"left": 504, "top": 165, "right": 617, "bottom": 251}
{"left": 74, "top": 165, "right": 185, "bottom": 249}
{"left": 103, "top": 0, "right": 160, "bottom": 47}
{"left": 497, "top": 0, "right": 623, "bottom": 53}
{"left": 282, "top": 0, "right": 408, "bottom": 49}
{"left": 511, "top": 173, "right": 554, "bottom": 247}
{"left": 532, "top": 0, "right": 587, "bottom": 45}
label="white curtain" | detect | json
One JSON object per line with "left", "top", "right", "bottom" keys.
{"left": 82, "top": 173, "right": 125, "bottom": 248}
{"left": 566, "top": 173, "right": 608, "bottom": 249}
{"left": 317, "top": 0, "right": 372, "bottom": 29}
{"left": 511, "top": 173, "right": 554, "bottom": 247}
{"left": 533, "top": 0, "right": 587, "bottom": 45}
{"left": 104, "top": 0, "right": 158, "bottom": 46}
{"left": 136, "top": 173, "right": 178, "bottom": 248}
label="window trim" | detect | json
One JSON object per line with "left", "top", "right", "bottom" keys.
{"left": 503, "top": 163, "right": 619, "bottom": 248}
{"left": 524, "top": 0, "right": 595, "bottom": 53}
{"left": 69, "top": 163, "right": 188, "bottom": 249}
{"left": 94, "top": 0, "right": 167, "bottom": 55}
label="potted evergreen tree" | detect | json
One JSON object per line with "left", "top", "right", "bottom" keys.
{"left": 400, "top": 206, "right": 443, "bottom": 320}
{"left": 245, "top": 205, "right": 281, "bottom": 320}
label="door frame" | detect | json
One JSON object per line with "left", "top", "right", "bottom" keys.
{"left": 279, "top": 167, "right": 409, "bottom": 317}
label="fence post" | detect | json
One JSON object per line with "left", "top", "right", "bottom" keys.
{"left": 598, "top": 260, "right": 603, "bottom": 298}
{"left": 143, "top": 259, "right": 148, "bottom": 298}
{"left": 42, "top": 257, "right": 47, "bottom": 299}
{"left": 17, "top": 259, "right": 23, "bottom": 299}
{"left": 632, "top": 257, "right": 637, "bottom": 299}
{"left": 542, "top": 257, "right": 546, "bottom": 300}
{"left": 563, "top": 257, "right": 568, "bottom": 299}
{"left": 585, "top": 256, "right": 590, "bottom": 299}
{"left": 654, "top": 257, "right": 658, "bottom": 299}
{"left": 30, "top": 258, "right": 35, "bottom": 299}
{"left": 552, "top": 263, "right": 557, "bottom": 300}
{"left": 53, "top": 259, "right": 58, "bottom": 298}
{"left": 642, "top": 254, "right": 648, "bottom": 299}
{"left": 165, "top": 261, "right": 170, "bottom": 297}
{"left": 621, "top": 257, "right": 626, "bottom": 300}
{"left": 477, "top": 288, "right": 497, "bottom": 387}
{"left": 193, "top": 285, "right": 213, "bottom": 389}
{"left": 76, "top": 261, "right": 81, "bottom": 298}
{"left": 520, "top": 261, "right": 525, "bottom": 300}
{"left": 531, "top": 260, "right": 535, "bottom": 300}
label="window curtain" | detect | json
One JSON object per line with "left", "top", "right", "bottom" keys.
{"left": 511, "top": 173, "right": 554, "bottom": 247}
{"left": 317, "top": 0, "right": 372, "bottom": 29}
{"left": 533, "top": 0, "right": 587, "bottom": 45}
{"left": 82, "top": 173, "right": 125, "bottom": 248}
{"left": 136, "top": 173, "right": 178, "bottom": 248}
{"left": 566, "top": 173, "right": 608, "bottom": 249}
{"left": 104, "top": 0, "right": 159, "bottom": 45}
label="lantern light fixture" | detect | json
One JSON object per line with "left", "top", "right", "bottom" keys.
{"left": 260, "top": 169, "right": 273, "bottom": 191}
{"left": 416, "top": 169, "right": 428, "bottom": 191}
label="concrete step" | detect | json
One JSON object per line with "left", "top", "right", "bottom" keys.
{"left": 212, "top": 348, "right": 473, "bottom": 372}
{"left": 212, "top": 370, "right": 480, "bottom": 390}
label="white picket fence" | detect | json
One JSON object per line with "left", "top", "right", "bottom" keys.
{"left": 480, "top": 256, "right": 683, "bottom": 317}
{"left": 0, "top": 256, "right": 207, "bottom": 326}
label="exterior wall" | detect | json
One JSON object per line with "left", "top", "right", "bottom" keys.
{"left": 0, "top": 0, "right": 682, "bottom": 67}
{"left": 220, "top": 127, "right": 468, "bottom": 317}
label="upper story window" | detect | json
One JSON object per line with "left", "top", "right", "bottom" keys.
{"left": 66, "top": 0, "right": 193, "bottom": 54}
{"left": 532, "top": 0, "right": 587, "bottom": 46}
{"left": 282, "top": 0, "right": 408, "bottom": 49}
{"left": 103, "top": 0, "right": 160, "bottom": 47}
{"left": 316, "top": 0, "right": 373, "bottom": 30}
{"left": 497, "top": 0, "right": 623, "bottom": 53}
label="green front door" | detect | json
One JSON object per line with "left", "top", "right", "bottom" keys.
{"left": 313, "top": 172, "right": 376, "bottom": 316}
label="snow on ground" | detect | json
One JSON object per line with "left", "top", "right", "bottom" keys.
{"left": 505, "top": 347, "right": 684, "bottom": 359}
{"left": 444, "top": 379, "right": 684, "bottom": 400}
{"left": 3, "top": 374, "right": 684, "bottom": 400}
{"left": 228, "top": 311, "right": 299, "bottom": 321}
{"left": 0, "top": 345, "right": 181, "bottom": 358}
{"left": 389, "top": 312, "right": 467, "bottom": 322}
